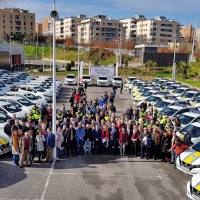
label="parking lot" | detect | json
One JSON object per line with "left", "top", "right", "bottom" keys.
{"left": 0, "top": 82, "right": 191, "bottom": 200}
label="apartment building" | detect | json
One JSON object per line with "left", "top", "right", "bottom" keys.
{"left": 136, "top": 16, "right": 180, "bottom": 45}
{"left": 195, "top": 28, "right": 200, "bottom": 43}
{"left": 77, "top": 15, "right": 126, "bottom": 44}
{"left": 120, "top": 15, "right": 146, "bottom": 40}
{"left": 0, "top": 7, "right": 35, "bottom": 41}
{"left": 55, "top": 14, "right": 87, "bottom": 40}
{"left": 35, "top": 22, "right": 42, "bottom": 34}
{"left": 180, "top": 25, "right": 193, "bottom": 43}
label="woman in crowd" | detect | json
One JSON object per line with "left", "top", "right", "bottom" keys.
{"left": 36, "top": 129, "right": 46, "bottom": 163}
{"left": 161, "top": 131, "right": 170, "bottom": 163}
{"left": 119, "top": 126, "right": 128, "bottom": 156}
{"left": 56, "top": 127, "right": 64, "bottom": 160}
{"left": 101, "top": 124, "right": 109, "bottom": 155}
{"left": 10, "top": 130, "right": 20, "bottom": 166}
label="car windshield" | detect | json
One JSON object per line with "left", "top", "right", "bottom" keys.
{"left": 17, "top": 99, "right": 33, "bottom": 106}
{"left": 193, "top": 97, "right": 200, "bottom": 103}
{"left": 180, "top": 125, "right": 200, "bottom": 138}
{"left": 33, "top": 86, "right": 45, "bottom": 92}
{"left": 167, "top": 86, "right": 177, "bottom": 90}
{"left": 129, "top": 78, "right": 136, "bottom": 82}
{"left": 142, "top": 92, "right": 153, "bottom": 97}
{"left": 66, "top": 75, "right": 75, "bottom": 79}
{"left": 40, "top": 84, "right": 51, "bottom": 89}
{"left": 24, "top": 93, "right": 38, "bottom": 100}
{"left": 192, "top": 142, "right": 200, "bottom": 151}
{"left": 182, "top": 92, "right": 195, "bottom": 98}
{"left": 139, "top": 88, "right": 148, "bottom": 92}
{"left": 3, "top": 79, "right": 13, "bottom": 84}
{"left": 178, "top": 114, "right": 195, "bottom": 125}
{"left": 0, "top": 82, "right": 5, "bottom": 87}
{"left": 17, "top": 76, "right": 26, "bottom": 80}
{"left": 155, "top": 101, "right": 171, "bottom": 108}
{"left": 2, "top": 104, "right": 21, "bottom": 113}
{"left": 0, "top": 112, "right": 12, "bottom": 123}
{"left": 83, "top": 76, "right": 91, "bottom": 79}
{"left": 114, "top": 77, "right": 122, "bottom": 81}
{"left": 161, "top": 107, "right": 177, "bottom": 116}
{"left": 173, "top": 89, "right": 184, "bottom": 93}
{"left": 146, "top": 96, "right": 160, "bottom": 102}
{"left": 99, "top": 77, "right": 107, "bottom": 80}
{"left": 10, "top": 78, "right": 20, "bottom": 82}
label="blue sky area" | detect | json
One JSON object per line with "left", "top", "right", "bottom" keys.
{"left": 1, "top": 0, "right": 199, "bottom": 27}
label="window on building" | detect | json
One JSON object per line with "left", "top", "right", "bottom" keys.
{"left": 3, "top": 26, "right": 6, "bottom": 30}
{"left": 10, "top": 15, "right": 12, "bottom": 19}
{"left": 31, "top": 27, "right": 33, "bottom": 31}
{"left": 10, "top": 26, "right": 13, "bottom": 30}
{"left": 24, "top": 16, "right": 26, "bottom": 20}
{"left": 3, "top": 20, "right": 5, "bottom": 24}
{"left": 24, "top": 27, "right": 26, "bottom": 31}
{"left": 96, "top": 28, "right": 99, "bottom": 30}
{"left": 10, "top": 21, "right": 12, "bottom": 25}
{"left": 31, "top": 22, "right": 33, "bottom": 26}
{"left": 96, "top": 33, "right": 99, "bottom": 35}
{"left": 30, "top": 16, "right": 33, "bottom": 20}
{"left": 24, "top": 21, "right": 26, "bottom": 26}
{"left": 15, "top": 15, "right": 21, "bottom": 20}
{"left": 2, "top": 14, "right": 5, "bottom": 19}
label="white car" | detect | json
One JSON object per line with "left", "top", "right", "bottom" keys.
{"left": 97, "top": 76, "right": 109, "bottom": 86}
{"left": 35, "top": 76, "right": 62, "bottom": 89}
{"left": 0, "top": 78, "right": 15, "bottom": 88}
{"left": 125, "top": 76, "right": 137, "bottom": 84}
{"left": 0, "top": 130, "right": 12, "bottom": 155}
{"left": 0, "top": 101, "right": 25, "bottom": 120}
{"left": 0, "top": 81, "right": 11, "bottom": 93}
{"left": 0, "top": 96, "right": 33, "bottom": 113}
{"left": 187, "top": 172, "right": 200, "bottom": 200}
{"left": 178, "top": 91, "right": 200, "bottom": 101}
{"left": 159, "top": 105, "right": 194, "bottom": 120}
{"left": 16, "top": 72, "right": 33, "bottom": 82}
{"left": 112, "top": 76, "right": 122, "bottom": 87}
{"left": 18, "top": 85, "right": 52, "bottom": 102}
{"left": 80, "top": 75, "right": 93, "bottom": 86}
{"left": 25, "top": 83, "right": 58, "bottom": 97}
{"left": 65, "top": 74, "right": 77, "bottom": 85}
{"left": 6, "top": 91, "right": 48, "bottom": 107}
{"left": 191, "top": 96, "right": 200, "bottom": 108}
{"left": 177, "top": 122, "right": 200, "bottom": 144}
{"left": 170, "top": 87, "right": 192, "bottom": 97}
{"left": 176, "top": 141, "right": 200, "bottom": 175}
{"left": 5, "top": 77, "right": 24, "bottom": 86}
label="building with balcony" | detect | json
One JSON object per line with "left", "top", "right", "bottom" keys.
{"left": 0, "top": 7, "right": 35, "bottom": 41}
{"left": 136, "top": 16, "right": 181, "bottom": 45}
{"left": 77, "top": 15, "right": 126, "bottom": 44}
{"left": 120, "top": 15, "right": 146, "bottom": 40}
{"left": 55, "top": 14, "right": 87, "bottom": 40}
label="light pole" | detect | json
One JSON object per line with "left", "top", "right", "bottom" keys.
{"left": 42, "top": 44, "right": 44, "bottom": 72}
{"left": 64, "top": 44, "right": 66, "bottom": 68}
{"left": 49, "top": 44, "right": 52, "bottom": 71}
{"left": 191, "top": 15, "right": 198, "bottom": 62}
{"left": 36, "top": 33, "right": 38, "bottom": 63}
{"left": 23, "top": 39, "right": 26, "bottom": 67}
{"left": 50, "top": 0, "right": 59, "bottom": 160}
{"left": 99, "top": 41, "right": 101, "bottom": 64}
{"left": 119, "top": 29, "right": 122, "bottom": 67}
{"left": 78, "top": 32, "right": 80, "bottom": 86}
{"left": 10, "top": 36, "right": 13, "bottom": 70}
{"left": 172, "top": 34, "right": 177, "bottom": 81}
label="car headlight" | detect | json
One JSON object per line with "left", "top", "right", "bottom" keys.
{"left": 193, "top": 165, "right": 200, "bottom": 168}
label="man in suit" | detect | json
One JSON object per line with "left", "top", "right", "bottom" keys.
{"left": 92, "top": 124, "right": 101, "bottom": 155}
{"left": 109, "top": 123, "right": 119, "bottom": 155}
{"left": 45, "top": 128, "right": 55, "bottom": 163}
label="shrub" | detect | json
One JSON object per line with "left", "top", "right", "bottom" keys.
{"left": 38, "top": 68, "right": 43, "bottom": 72}
{"left": 66, "top": 63, "right": 71, "bottom": 71}
{"left": 70, "top": 60, "right": 75, "bottom": 67}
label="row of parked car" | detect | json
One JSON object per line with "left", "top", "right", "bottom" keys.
{"left": 64, "top": 74, "right": 123, "bottom": 87}
{"left": 124, "top": 76, "right": 200, "bottom": 200}
{"left": 0, "top": 70, "right": 62, "bottom": 156}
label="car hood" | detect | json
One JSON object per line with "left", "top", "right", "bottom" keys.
{"left": 180, "top": 149, "right": 200, "bottom": 165}
{"left": 191, "top": 172, "right": 200, "bottom": 189}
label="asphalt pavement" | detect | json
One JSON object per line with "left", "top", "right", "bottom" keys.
{"left": 0, "top": 82, "right": 191, "bottom": 200}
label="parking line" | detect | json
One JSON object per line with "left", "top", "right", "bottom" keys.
{"left": 40, "top": 161, "right": 55, "bottom": 200}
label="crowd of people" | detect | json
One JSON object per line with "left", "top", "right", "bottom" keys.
{"left": 5, "top": 84, "right": 192, "bottom": 169}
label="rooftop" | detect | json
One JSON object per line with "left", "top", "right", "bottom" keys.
{"left": 0, "top": 7, "right": 29, "bottom": 13}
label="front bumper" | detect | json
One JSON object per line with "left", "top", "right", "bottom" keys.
{"left": 97, "top": 82, "right": 109, "bottom": 86}
{"left": 187, "top": 181, "right": 200, "bottom": 200}
{"left": 176, "top": 157, "right": 195, "bottom": 175}
{"left": 0, "top": 144, "right": 12, "bottom": 155}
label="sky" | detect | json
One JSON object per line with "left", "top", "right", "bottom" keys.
{"left": 0, "top": 0, "right": 200, "bottom": 27}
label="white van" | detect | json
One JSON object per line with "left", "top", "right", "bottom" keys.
{"left": 80, "top": 75, "right": 92, "bottom": 86}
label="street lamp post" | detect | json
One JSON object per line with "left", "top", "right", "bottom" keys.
{"left": 172, "top": 34, "right": 177, "bottom": 81}
{"left": 36, "top": 33, "right": 38, "bottom": 64}
{"left": 10, "top": 36, "right": 13, "bottom": 71}
{"left": 23, "top": 39, "right": 26, "bottom": 68}
{"left": 64, "top": 44, "right": 66, "bottom": 68}
{"left": 99, "top": 41, "right": 101, "bottom": 64}
{"left": 42, "top": 44, "right": 45, "bottom": 72}
{"left": 50, "top": 44, "right": 52, "bottom": 71}
{"left": 78, "top": 32, "right": 80, "bottom": 86}
{"left": 191, "top": 15, "right": 198, "bottom": 62}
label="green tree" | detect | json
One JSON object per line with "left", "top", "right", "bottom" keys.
{"left": 177, "top": 61, "right": 190, "bottom": 79}
{"left": 66, "top": 63, "right": 71, "bottom": 71}
{"left": 70, "top": 60, "right": 75, "bottom": 67}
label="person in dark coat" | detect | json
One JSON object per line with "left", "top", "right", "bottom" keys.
{"left": 131, "top": 125, "right": 140, "bottom": 157}
{"left": 160, "top": 131, "right": 170, "bottom": 162}
{"left": 65, "top": 124, "right": 76, "bottom": 157}
{"left": 92, "top": 124, "right": 101, "bottom": 155}
{"left": 4, "top": 119, "right": 12, "bottom": 137}
{"left": 69, "top": 94, "right": 75, "bottom": 108}
{"left": 84, "top": 124, "right": 93, "bottom": 154}
{"left": 108, "top": 123, "right": 119, "bottom": 155}
{"left": 120, "top": 81, "right": 123, "bottom": 94}
{"left": 83, "top": 81, "right": 88, "bottom": 92}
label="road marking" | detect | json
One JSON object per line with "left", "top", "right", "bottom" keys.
{"left": 40, "top": 161, "right": 55, "bottom": 200}
{"left": 0, "top": 170, "right": 162, "bottom": 179}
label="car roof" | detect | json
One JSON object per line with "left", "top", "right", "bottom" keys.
{"left": 66, "top": 74, "right": 75, "bottom": 76}
{"left": 188, "top": 122, "right": 200, "bottom": 127}
{"left": 185, "top": 91, "right": 199, "bottom": 94}
{"left": 6, "top": 91, "right": 32, "bottom": 95}
{"left": 83, "top": 75, "right": 91, "bottom": 77}
{"left": 0, "top": 96, "right": 24, "bottom": 100}
{"left": 179, "top": 111, "right": 200, "bottom": 118}
{"left": 0, "top": 101, "right": 12, "bottom": 106}
{"left": 167, "top": 105, "right": 194, "bottom": 110}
